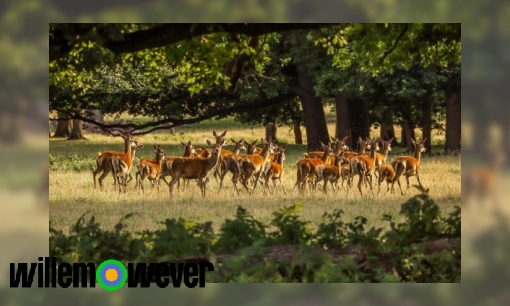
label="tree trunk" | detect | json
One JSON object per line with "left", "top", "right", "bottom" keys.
{"left": 380, "top": 122, "right": 396, "bottom": 143}
{"left": 291, "top": 66, "right": 329, "bottom": 151}
{"left": 402, "top": 124, "right": 416, "bottom": 151}
{"left": 293, "top": 122, "right": 303, "bottom": 144}
{"left": 68, "top": 109, "right": 86, "bottom": 140}
{"left": 348, "top": 97, "right": 370, "bottom": 151}
{"left": 53, "top": 111, "right": 72, "bottom": 138}
{"left": 335, "top": 92, "right": 351, "bottom": 148}
{"left": 422, "top": 95, "right": 433, "bottom": 155}
{"left": 445, "top": 92, "right": 461, "bottom": 154}
{"left": 265, "top": 122, "right": 277, "bottom": 142}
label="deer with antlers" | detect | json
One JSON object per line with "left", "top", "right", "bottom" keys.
{"left": 261, "top": 145, "right": 288, "bottom": 195}
{"left": 167, "top": 139, "right": 226, "bottom": 197}
{"left": 293, "top": 142, "right": 333, "bottom": 193}
{"left": 390, "top": 138, "right": 427, "bottom": 195}
{"left": 347, "top": 138, "right": 380, "bottom": 196}
{"left": 135, "top": 145, "right": 166, "bottom": 194}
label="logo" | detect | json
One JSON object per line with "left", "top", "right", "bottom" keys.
{"left": 96, "top": 259, "right": 127, "bottom": 291}
{"left": 10, "top": 257, "right": 215, "bottom": 290}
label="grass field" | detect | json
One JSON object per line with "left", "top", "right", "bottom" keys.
{"left": 49, "top": 115, "right": 461, "bottom": 236}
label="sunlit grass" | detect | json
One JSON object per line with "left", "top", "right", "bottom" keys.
{"left": 49, "top": 117, "right": 460, "bottom": 235}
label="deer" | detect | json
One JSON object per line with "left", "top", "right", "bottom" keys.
{"left": 261, "top": 145, "right": 288, "bottom": 195}
{"left": 93, "top": 131, "right": 138, "bottom": 188}
{"left": 377, "top": 164, "right": 396, "bottom": 194}
{"left": 390, "top": 138, "right": 427, "bottom": 196}
{"left": 93, "top": 133, "right": 144, "bottom": 189}
{"left": 361, "top": 137, "right": 394, "bottom": 180}
{"left": 167, "top": 139, "right": 226, "bottom": 197}
{"left": 108, "top": 137, "right": 145, "bottom": 193}
{"left": 193, "top": 130, "right": 228, "bottom": 181}
{"left": 347, "top": 138, "right": 380, "bottom": 197}
{"left": 235, "top": 137, "right": 275, "bottom": 194}
{"left": 292, "top": 142, "right": 333, "bottom": 193}
{"left": 342, "top": 137, "right": 375, "bottom": 188}
{"left": 218, "top": 138, "right": 246, "bottom": 191}
{"left": 318, "top": 152, "right": 346, "bottom": 196}
{"left": 158, "top": 140, "right": 197, "bottom": 190}
{"left": 136, "top": 145, "right": 166, "bottom": 194}
{"left": 305, "top": 135, "right": 349, "bottom": 165}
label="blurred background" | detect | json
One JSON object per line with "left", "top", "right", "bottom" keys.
{"left": 1, "top": 0, "right": 509, "bottom": 305}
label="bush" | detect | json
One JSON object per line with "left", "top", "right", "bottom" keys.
{"left": 49, "top": 186, "right": 460, "bottom": 283}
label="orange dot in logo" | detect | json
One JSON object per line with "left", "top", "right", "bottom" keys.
{"left": 105, "top": 269, "right": 118, "bottom": 282}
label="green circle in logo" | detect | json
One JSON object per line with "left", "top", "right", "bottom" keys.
{"left": 96, "top": 259, "right": 127, "bottom": 291}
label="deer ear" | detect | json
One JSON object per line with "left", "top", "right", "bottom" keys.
{"left": 388, "top": 137, "right": 394, "bottom": 143}
{"left": 231, "top": 138, "right": 236, "bottom": 143}
{"left": 421, "top": 138, "right": 427, "bottom": 145}
{"left": 181, "top": 142, "right": 186, "bottom": 146}
{"left": 213, "top": 130, "right": 217, "bottom": 137}
{"left": 221, "top": 130, "right": 227, "bottom": 137}
{"left": 207, "top": 140, "right": 212, "bottom": 146}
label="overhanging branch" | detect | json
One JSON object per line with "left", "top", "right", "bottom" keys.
{"left": 379, "top": 23, "right": 409, "bottom": 63}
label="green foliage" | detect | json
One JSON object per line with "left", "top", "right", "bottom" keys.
{"left": 49, "top": 153, "right": 95, "bottom": 172}
{"left": 49, "top": 187, "right": 461, "bottom": 283}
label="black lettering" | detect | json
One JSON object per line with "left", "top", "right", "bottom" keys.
{"left": 44, "top": 257, "right": 50, "bottom": 287}
{"left": 57, "top": 263, "right": 72, "bottom": 288}
{"left": 184, "top": 264, "right": 198, "bottom": 288}
{"left": 51, "top": 257, "right": 57, "bottom": 287}
{"left": 10, "top": 263, "right": 37, "bottom": 288}
{"left": 127, "top": 263, "right": 154, "bottom": 287}
{"left": 169, "top": 263, "right": 184, "bottom": 288}
{"left": 37, "top": 257, "right": 43, "bottom": 288}
{"left": 73, "top": 262, "right": 96, "bottom": 288}
{"left": 199, "top": 263, "right": 214, "bottom": 287}
{"left": 155, "top": 263, "right": 169, "bottom": 288}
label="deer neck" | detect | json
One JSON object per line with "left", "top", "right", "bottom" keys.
{"left": 156, "top": 152, "right": 164, "bottom": 166}
{"left": 130, "top": 147, "right": 138, "bottom": 162}
{"left": 382, "top": 142, "right": 390, "bottom": 159}
{"left": 358, "top": 141, "right": 366, "bottom": 154}
{"left": 260, "top": 143, "right": 271, "bottom": 160}
{"left": 413, "top": 146, "right": 422, "bottom": 164}
{"left": 333, "top": 141, "right": 343, "bottom": 155}
{"left": 276, "top": 152, "right": 284, "bottom": 166}
{"left": 321, "top": 147, "right": 330, "bottom": 163}
{"left": 208, "top": 147, "right": 222, "bottom": 170}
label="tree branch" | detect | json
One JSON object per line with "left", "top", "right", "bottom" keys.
{"left": 50, "top": 93, "right": 291, "bottom": 136}
{"left": 379, "top": 23, "right": 409, "bottom": 63}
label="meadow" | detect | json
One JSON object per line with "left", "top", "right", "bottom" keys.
{"left": 49, "top": 112, "right": 461, "bottom": 236}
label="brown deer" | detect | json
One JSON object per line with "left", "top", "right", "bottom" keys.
{"left": 94, "top": 134, "right": 144, "bottom": 189}
{"left": 390, "top": 138, "right": 427, "bottom": 195}
{"left": 306, "top": 135, "right": 349, "bottom": 165}
{"left": 136, "top": 145, "right": 166, "bottom": 194}
{"left": 218, "top": 138, "right": 246, "bottom": 191}
{"left": 362, "top": 137, "right": 394, "bottom": 179}
{"left": 261, "top": 145, "right": 288, "bottom": 195}
{"left": 193, "top": 130, "right": 228, "bottom": 181}
{"left": 236, "top": 138, "right": 275, "bottom": 194}
{"left": 159, "top": 140, "right": 196, "bottom": 190}
{"left": 340, "top": 137, "right": 371, "bottom": 187}
{"left": 293, "top": 142, "right": 333, "bottom": 193}
{"left": 93, "top": 132, "right": 138, "bottom": 188}
{"left": 167, "top": 139, "right": 226, "bottom": 197}
{"left": 319, "top": 152, "right": 346, "bottom": 196}
{"left": 347, "top": 138, "right": 380, "bottom": 196}
{"left": 377, "top": 164, "right": 396, "bottom": 194}
{"left": 108, "top": 137, "right": 145, "bottom": 193}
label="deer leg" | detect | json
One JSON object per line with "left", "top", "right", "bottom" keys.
{"left": 169, "top": 177, "right": 180, "bottom": 197}
{"left": 97, "top": 169, "right": 111, "bottom": 189}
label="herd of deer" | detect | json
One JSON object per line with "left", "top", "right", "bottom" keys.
{"left": 91, "top": 130, "right": 428, "bottom": 198}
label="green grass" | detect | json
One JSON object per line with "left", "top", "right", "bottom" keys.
{"left": 49, "top": 116, "right": 460, "bottom": 236}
